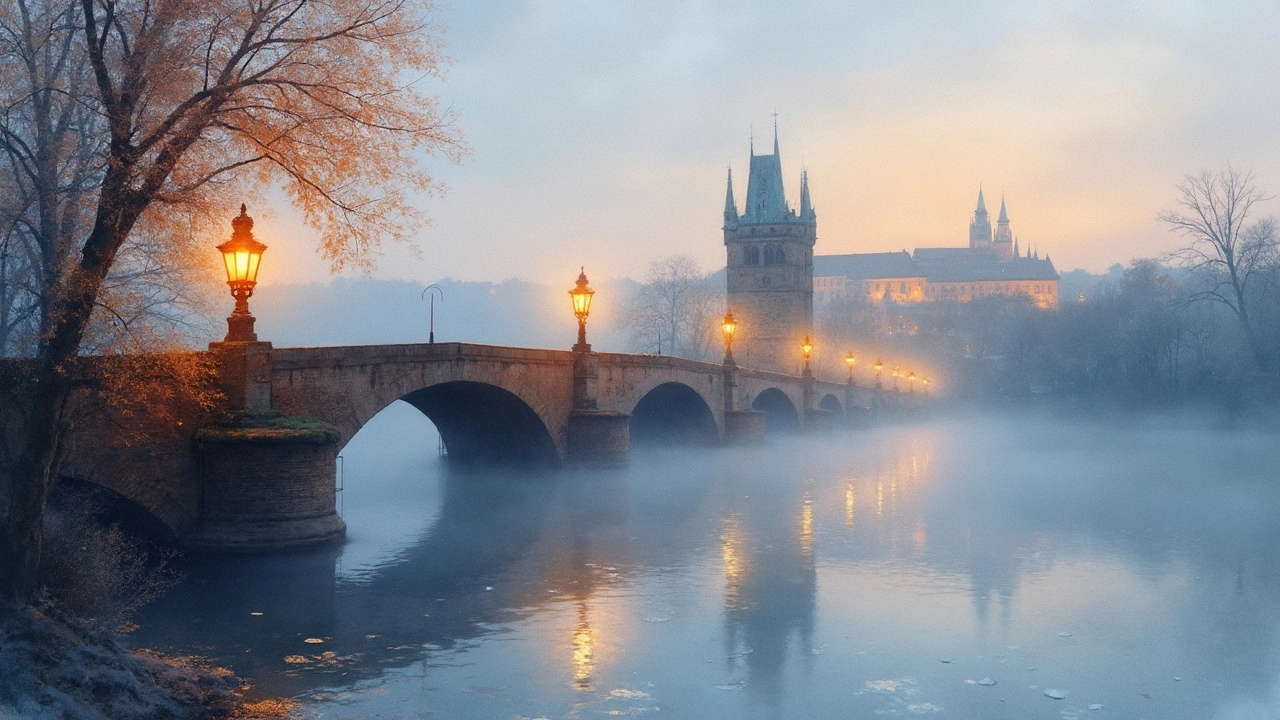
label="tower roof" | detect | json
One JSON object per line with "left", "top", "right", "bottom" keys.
{"left": 799, "top": 169, "right": 814, "bottom": 221}
{"left": 998, "top": 195, "right": 1009, "bottom": 224}
{"left": 724, "top": 167, "right": 738, "bottom": 225}
{"left": 743, "top": 134, "right": 790, "bottom": 223}
{"left": 976, "top": 187, "right": 987, "bottom": 215}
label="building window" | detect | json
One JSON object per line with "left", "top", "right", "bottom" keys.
{"left": 744, "top": 246, "right": 759, "bottom": 265}
{"left": 763, "top": 245, "right": 784, "bottom": 265}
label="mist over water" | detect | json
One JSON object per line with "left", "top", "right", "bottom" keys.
{"left": 133, "top": 405, "right": 1280, "bottom": 719}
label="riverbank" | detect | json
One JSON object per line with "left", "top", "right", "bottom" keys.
{"left": 0, "top": 603, "right": 294, "bottom": 719}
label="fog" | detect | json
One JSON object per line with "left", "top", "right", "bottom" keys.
{"left": 133, "top": 402, "right": 1280, "bottom": 719}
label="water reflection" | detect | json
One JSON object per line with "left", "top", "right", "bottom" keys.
{"left": 132, "top": 412, "right": 1280, "bottom": 719}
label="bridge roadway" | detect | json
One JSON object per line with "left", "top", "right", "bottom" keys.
{"left": 49, "top": 341, "right": 913, "bottom": 549}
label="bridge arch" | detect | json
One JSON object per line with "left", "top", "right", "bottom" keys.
{"left": 751, "top": 388, "right": 800, "bottom": 434}
{"left": 819, "top": 394, "right": 843, "bottom": 417}
{"left": 629, "top": 382, "right": 719, "bottom": 446}
{"left": 398, "top": 381, "right": 559, "bottom": 466}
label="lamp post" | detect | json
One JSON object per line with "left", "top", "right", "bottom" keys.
{"left": 569, "top": 267, "right": 594, "bottom": 353}
{"left": 217, "top": 204, "right": 266, "bottom": 342}
{"left": 844, "top": 352, "right": 856, "bottom": 384}
{"left": 874, "top": 358, "right": 883, "bottom": 389}
{"left": 801, "top": 336, "right": 814, "bottom": 377}
{"left": 421, "top": 284, "right": 443, "bottom": 344}
{"left": 722, "top": 311, "right": 737, "bottom": 366}
{"left": 891, "top": 365, "right": 901, "bottom": 391}
{"left": 907, "top": 371, "right": 916, "bottom": 393}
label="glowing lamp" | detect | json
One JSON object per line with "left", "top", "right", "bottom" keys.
{"left": 844, "top": 352, "right": 856, "bottom": 383}
{"left": 722, "top": 311, "right": 738, "bottom": 365}
{"left": 801, "top": 336, "right": 813, "bottom": 360}
{"left": 217, "top": 204, "right": 267, "bottom": 341}
{"left": 569, "top": 267, "right": 594, "bottom": 352}
{"left": 907, "top": 371, "right": 916, "bottom": 393}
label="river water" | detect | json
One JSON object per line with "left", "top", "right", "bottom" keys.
{"left": 133, "top": 404, "right": 1280, "bottom": 719}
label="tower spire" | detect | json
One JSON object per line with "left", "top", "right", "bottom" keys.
{"left": 772, "top": 112, "right": 779, "bottom": 156}
{"left": 998, "top": 194, "right": 1008, "bottom": 223}
{"left": 724, "top": 166, "right": 739, "bottom": 226}
{"left": 799, "top": 168, "right": 813, "bottom": 222}
{"left": 976, "top": 186, "right": 987, "bottom": 215}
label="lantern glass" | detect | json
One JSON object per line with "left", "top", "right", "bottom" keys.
{"left": 874, "top": 359, "right": 883, "bottom": 375}
{"left": 801, "top": 336, "right": 813, "bottom": 359}
{"left": 722, "top": 312, "right": 737, "bottom": 343}
{"left": 844, "top": 352, "right": 856, "bottom": 368}
{"left": 569, "top": 268, "right": 594, "bottom": 319}
{"left": 217, "top": 205, "right": 266, "bottom": 286}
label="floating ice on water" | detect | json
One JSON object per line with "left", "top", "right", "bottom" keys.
{"left": 856, "top": 651, "right": 867, "bottom": 656}
{"left": 977, "top": 678, "right": 997, "bottom": 686}
{"left": 716, "top": 682, "right": 746, "bottom": 691}
{"left": 1088, "top": 704, "right": 1104, "bottom": 711}
{"left": 906, "top": 703, "right": 942, "bottom": 714}
{"left": 1173, "top": 676, "right": 1182, "bottom": 681}
{"left": 940, "top": 658, "right": 954, "bottom": 663}
{"left": 249, "top": 612, "right": 264, "bottom": 616}
{"left": 303, "top": 638, "right": 325, "bottom": 644}
{"left": 866, "top": 680, "right": 898, "bottom": 692}
{"left": 642, "top": 617, "right": 671, "bottom": 623}
{"left": 608, "top": 689, "right": 650, "bottom": 699}
{"left": 1044, "top": 688, "right": 1067, "bottom": 699}
{"left": 1057, "top": 631, "right": 1073, "bottom": 638}
{"left": 485, "top": 586, "right": 493, "bottom": 591}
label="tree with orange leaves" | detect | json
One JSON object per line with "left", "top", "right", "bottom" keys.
{"left": 0, "top": 0, "right": 464, "bottom": 605}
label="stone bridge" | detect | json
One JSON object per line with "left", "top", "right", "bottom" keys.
{"left": 45, "top": 341, "right": 919, "bottom": 552}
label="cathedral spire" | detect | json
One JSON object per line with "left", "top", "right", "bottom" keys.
{"left": 976, "top": 186, "right": 987, "bottom": 216}
{"left": 1014, "top": 237, "right": 1020, "bottom": 258}
{"left": 998, "top": 195, "right": 1009, "bottom": 224}
{"left": 724, "top": 166, "right": 739, "bottom": 226}
{"left": 772, "top": 112, "right": 779, "bottom": 156}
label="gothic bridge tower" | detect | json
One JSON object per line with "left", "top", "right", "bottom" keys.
{"left": 723, "top": 126, "right": 816, "bottom": 373}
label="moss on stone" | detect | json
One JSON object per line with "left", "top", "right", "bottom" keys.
{"left": 195, "top": 413, "right": 338, "bottom": 447}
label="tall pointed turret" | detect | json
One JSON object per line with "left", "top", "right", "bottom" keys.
{"left": 799, "top": 169, "right": 814, "bottom": 222}
{"left": 743, "top": 127, "right": 789, "bottom": 223}
{"left": 724, "top": 167, "right": 739, "bottom": 227}
{"left": 1013, "top": 237, "right": 1020, "bottom": 258}
{"left": 969, "top": 186, "right": 994, "bottom": 252}
{"left": 993, "top": 193, "right": 1013, "bottom": 260}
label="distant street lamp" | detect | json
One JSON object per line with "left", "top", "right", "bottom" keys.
{"left": 569, "top": 267, "right": 595, "bottom": 352}
{"left": 844, "top": 352, "right": 856, "bottom": 384}
{"left": 421, "top": 284, "right": 443, "bottom": 344}
{"left": 801, "top": 336, "right": 813, "bottom": 376}
{"left": 907, "top": 371, "right": 916, "bottom": 393}
{"left": 722, "top": 311, "right": 737, "bottom": 365}
{"left": 217, "top": 204, "right": 266, "bottom": 342}
{"left": 892, "top": 365, "right": 901, "bottom": 391}
{"left": 922, "top": 377, "right": 931, "bottom": 395}
{"left": 874, "top": 358, "right": 884, "bottom": 389}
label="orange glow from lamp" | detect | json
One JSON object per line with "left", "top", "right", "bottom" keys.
{"left": 844, "top": 352, "right": 856, "bottom": 384}
{"left": 907, "top": 371, "right": 916, "bottom": 393}
{"left": 569, "top": 267, "right": 594, "bottom": 352}
{"left": 801, "top": 336, "right": 814, "bottom": 376}
{"left": 217, "top": 204, "right": 266, "bottom": 342}
{"left": 722, "top": 311, "right": 737, "bottom": 365}
{"left": 874, "top": 358, "right": 884, "bottom": 389}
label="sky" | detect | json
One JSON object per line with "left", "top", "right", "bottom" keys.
{"left": 252, "top": 0, "right": 1280, "bottom": 288}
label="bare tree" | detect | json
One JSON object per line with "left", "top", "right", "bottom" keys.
{"left": 1160, "top": 166, "right": 1278, "bottom": 373}
{"left": 625, "top": 256, "right": 721, "bottom": 361}
{"left": 0, "top": 0, "right": 464, "bottom": 605}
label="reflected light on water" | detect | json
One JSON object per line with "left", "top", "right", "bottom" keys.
{"left": 571, "top": 599, "right": 595, "bottom": 691}
{"left": 721, "top": 515, "right": 747, "bottom": 611}
{"left": 800, "top": 492, "right": 814, "bottom": 562}
{"left": 844, "top": 482, "right": 855, "bottom": 528}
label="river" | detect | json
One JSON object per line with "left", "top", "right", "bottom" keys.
{"left": 132, "top": 403, "right": 1280, "bottom": 719}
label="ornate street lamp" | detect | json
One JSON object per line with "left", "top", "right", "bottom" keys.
{"left": 874, "top": 358, "right": 884, "bottom": 389}
{"left": 844, "top": 352, "right": 856, "bottom": 384}
{"left": 907, "top": 371, "right": 916, "bottom": 393}
{"left": 722, "top": 311, "right": 737, "bottom": 365}
{"left": 217, "top": 204, "right": 266, "bottom": 342}
{"left": 569, "top": 267, "right": 595, "bottom": 352}
{"left": 801, "top": 336, "right": 813, "bottom": 376}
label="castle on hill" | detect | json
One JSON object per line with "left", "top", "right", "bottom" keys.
{"left": 722, "top": 128, "right": 1059, "bottom": 373}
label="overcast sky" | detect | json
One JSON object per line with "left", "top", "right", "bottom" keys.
{"left": 253, "top": 0, "right": 1280, "bottom": 288}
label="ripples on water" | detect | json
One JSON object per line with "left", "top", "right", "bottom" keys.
{"left": 133, "top": 404, "right": 1280, "bottom": 719}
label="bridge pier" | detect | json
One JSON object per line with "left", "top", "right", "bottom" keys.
{"left": 567, "top": 351, "right": 629, "bottom": 466}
